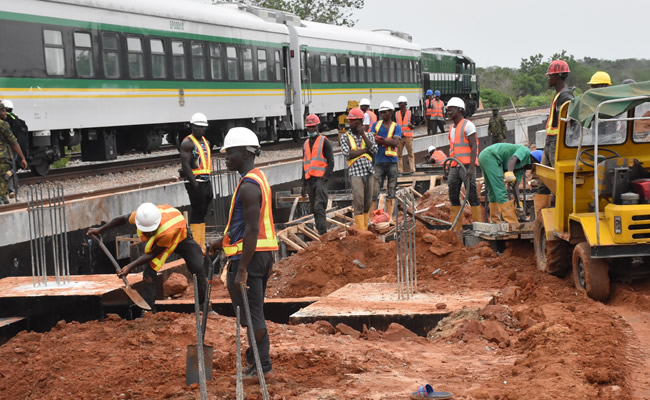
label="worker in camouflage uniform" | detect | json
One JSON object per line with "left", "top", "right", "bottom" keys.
{"left": 488, "top": 109, "right": 507, "bottom": 144}
{"left": 0, "top": 102, "right": 28, "bottom": 204}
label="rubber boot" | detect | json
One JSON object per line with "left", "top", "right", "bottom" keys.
{"left": 363, "top": 212, "right": 369, "bottom": 229}
{"left": 190, "top": 223, "right": 206, "bottom": 252}
{"left": 471, "top": 206, "right": 482, "bottom": 223}
{"left": 489, "top": 203, "right": 501, "bottom": 223}
{"left": 449, "top": 205, "right": 462, "bottom": 231}
{"left": 533, "top": 194, "right": 551, "bottom": 216}
{"left": 354, "top": 214, "right": 366, "bottom": 231}
{"left": 368, "top": 201, "right": 377, "bottom": 219}
{"left": 499, "top": 200, "right": 519, "bottom": 223}
{"left": 385, "top": 198, "right": 395, "bottom": 224}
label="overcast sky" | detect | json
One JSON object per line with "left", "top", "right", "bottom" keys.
{"left": 350, "top": 0, "right": 647, "bottom": 68}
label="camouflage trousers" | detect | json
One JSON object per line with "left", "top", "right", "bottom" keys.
{"left": 0, "top": 162, "right": 9, "bottom": 204}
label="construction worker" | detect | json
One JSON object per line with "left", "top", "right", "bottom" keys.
{"left": 359, "top": 98, "right": 377, "bottom": 133}
{"left": 425, "top": 90, "right": 445, "bottom": 135}
{"left": 180, "top": 112, "right": 213, "bottom": 250}
{"left": 2, "top": 100, "right": 29, "bottom": 199}
{"left": 478, "top": 143, "right": 532, "bottom": 223}
{"left": 340, "top": 108, "right": 377, "bottom": 229}
{"left": 427, "top": 145, "right": 447, "bottom": 165}
{"left": 301, "top": 114, "right": 334, "bottom": 235}
{"left": 535, "top": 60, "right": 574, "bottom": 215}
{"left": 588, "top": 71, "right": 612, "bottom": 89}
{"left": 446, "top": 97, "right": 481, "bottom": 230}
{"left": 87, "top": 202, "right": 208, "bottom": 310}
{"left": 488, "top": 108, "right": 507, "bottom": 144}
{"left": 208, "top": 127, "right": 278, "bottom": 381}
{"left": 371, "top": 101, "right": 401, "bottom": 222}
{"left": 0, "top": 102, "right": 27, "bottom": 205}
{"left": 395, "top": 96, "right": 415, "bottom": 174}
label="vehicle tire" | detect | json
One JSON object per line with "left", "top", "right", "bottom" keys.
{"left": 572, "top": 242, "right": 610, "bottom": 302}
{"left": 533, "top": 212, "right": 570, "bottom": 276}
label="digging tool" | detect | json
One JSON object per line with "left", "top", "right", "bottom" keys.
{"left": 190, "top": 275, "right": 208, "bottom": 399}
{"left": 186, "top": 254, "right": 220, "bottom": 385}
{"left": 235, "top": 306, "right": 244, "bottom": 400}
{"left": 91, "top": 235, "right": 151, "bottom": 310}
{"left": 240, "top": 283, "right": 270, "bottom": 400}
{"left": 442, "top": 157, "right": 469, "bottom": 231}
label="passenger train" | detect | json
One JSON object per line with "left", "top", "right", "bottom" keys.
{"left": 0, "top": 0, "right": 479, "bottom": 175}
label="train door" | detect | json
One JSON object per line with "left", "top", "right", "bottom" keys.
{"left": 282, "top": 45, "right": 292, "bottom": 105}
{"left": 301, "top": 48, "right": 312, "bottom": 107}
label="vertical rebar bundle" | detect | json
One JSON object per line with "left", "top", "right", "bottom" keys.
{"left": 210, "top": 158, "right": 239, "bottom": 233}
{"left": 26, "top": 183, "right": 71, "bottom": 286}
{"left": 395, "top": 190, "right": 417, "bottom": 299}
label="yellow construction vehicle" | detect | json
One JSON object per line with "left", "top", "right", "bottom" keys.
{"left": 338, "top": 100, "right": 360, "bottom": 139}
{"left": 533, "top": 82, "right": 650, "bottom": 301}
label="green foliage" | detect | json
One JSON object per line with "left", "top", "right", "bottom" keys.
{"left": 51, "top": 157, "right": 68, "bottom": 169}
{"left": 245, "top": 0, "right": 365, "bottom": 26}
{"left": 480, "top": 89, "right": 510, "bottom": 109}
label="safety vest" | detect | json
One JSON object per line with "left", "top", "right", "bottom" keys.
{"left": 137, "top": 205, "right": 187, "bottom": 271}
{"left": 303, "top": 135, "right": 328, "bottom": 179}
{"left": 365, "top": 110, "right": 378, "bottom": 132}
{"left": 430, "top": 150, "right": 447, "bottom": 165}
{"left": 346, "top": 132, "right": 372, "bottom": 167}
{"left": 374, "top": 121, "right": 397, "bottom": 157}
{"left": 222, "top": 168, "right": 278, "bottom": 257}
{"left": 426, "top": 99, "right": 444, "bottom": 118}
{"left": 396, "top": 109, "right": 413, "bottom": 137}
{"left": 449, "top": 118, "right": 478, "bottom": 167}
{"left": 188, "top": 134, "right": 212, "bottom": 175}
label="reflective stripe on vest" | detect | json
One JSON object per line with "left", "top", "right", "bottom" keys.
{"left": 137, "top": 205, "right": 187, "bottom": 271}
{"left": 449, "top": 119, "right": 478, "bottom": 166}
{"left": 545, "top": 91, "right": 562, "bottom": 136}
{"left": 375, "top": 121, "right": 397, "bottom": 157}
{"left": 396, "top": 109, "right": 413, "bottom": 137}
{"left": 222, "top": 168, "right": 278, "bottom": 257}
{"left": 188, "top": 134, "right": 212, "bottom": 175}
{"left": 303, "top": 135, "right": 328, "bottom": 179}
{"left": 346, "top": 132, "right": 372, "bottom": 167}
{"left": 430, "top": 150, "right": 447, "bottom": 165}
{"left": 426, "top": 99, "right": 444, "bottom": 118}
{"left": 365, "top": 110, "right": 378, "bottom": 132}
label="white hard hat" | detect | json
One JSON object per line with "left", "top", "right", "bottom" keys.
{"left": 359, "top": 98, "right": 371, "bottom": 106}
{"left": 427, "top": 145, "right": 436, "bottom": 153}
{"left": 396, "top": 96, "right": 408, "bottom": 104}
{"left": 221, "top": 127, "right": 260, "bottom": 153}
{"left": 135, "top": 203, "right": 162, "bottom": 232}
{"left": 378, "top": 100, "right": 394, "bottom": 112}
{"left": 2, "top": 100, "right": 14, "bottom": 109}
{"left": 190, "top": 112, "right": 208, "bottom": 127}
{"left": 447, "top": 97, "right": 465, "bottom": 110}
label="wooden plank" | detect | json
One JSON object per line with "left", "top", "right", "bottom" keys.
{"left": 297, "top": 225, "right": 321, "bottom": 242}
{"left": 326, "top": 217, "right": 347, "bottom": 227}
{"left": 302, "top": 225, "right": 322, "bottom": 240}
{"left": 278, "top": 234, "right": 303, "bottom": 252}
{"left": 408, "top": 186, "right": 423, "bottom": 198}
{"left": 288, "top": 232, "right": 309, "bottom": 249}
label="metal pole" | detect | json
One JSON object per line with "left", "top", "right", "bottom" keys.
{"left": 395, "top": 196, "right": 403, "bottom": 300}
{"left": 410, "top": 191, "right": 417, "bottom": 292}
{"left": 38, "top": 185, "right": 47, "bottom": 286}
{"left": 27, "top": 188, "right": 36, "bottom": 286}
{"left": 402, "top": 195, "right": 411, "bottom": 299}
{"left": 47, "top": 185, "right": 60, "bottom": 285}
{"left": 235, "top": 306, "right": 244, "bottom": 400}
{"left": 60, "top": 184, "right": 71, "bottom": 282}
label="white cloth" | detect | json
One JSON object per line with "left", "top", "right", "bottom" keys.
{"left": 449, "top": 120, "right": 476, "bottom": 143}
{"left": 363, "top": 112, "right": 370, "bottom": 126}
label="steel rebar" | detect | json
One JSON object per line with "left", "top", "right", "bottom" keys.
{"left": 37, "top": 185, "right": 47, "bottom": 286}
{"left": 26, "top": 190, "right": 36, "bottom": 286}
{"left": 47, "top": 185, "right": 61, "bottom": 285}
{"left": 235, "top": 306, "right": 244, "bottom": 400}
{"left": 59, "top": 184, "right": 70, "bottom": 282}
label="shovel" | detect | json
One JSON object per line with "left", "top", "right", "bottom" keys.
{"left": 91, "top": 235, "right": 151, "bottom": 310}
{"left": 186, "top": 253, "right": 219, "bottom": 386}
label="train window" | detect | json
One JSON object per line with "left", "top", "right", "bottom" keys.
{"left": 390, "top": 59, "right": 396, "bottom": 82}
{"left": 209, "top": 44, "right": 223, "bottom": 80}
{"left": 127, "top": 37, "right": 144, "bottom": 78}
{"left": 275, "top": 50, "right": 282, "bottom": 81}
{"left": 226, "top": 46, "right": 239, "bottom": 80}
{"left": 349, "top": 57, "right": 356, "bottom": 82}
{"left": 320, "top": 55, "right": 328, "bottom": 82}
{"left": 43, "top": 30, "right": 65, "bottom": 76}
{"left": 366, "top": 58, "right": 373, "bottom": 83}
{"left": 150, "top": 39, "right": 166, "bottom": 79}
{"left": 374, "top": 58, "right": 381, "bottom": 82}
{"left": 172, "top": 40, "right": 186, "bottom": 79}
{"left": 73, "top": 32, "right": 93, "bottom": 78}
{"left": 102, "top": 33, "right": 120, "bottom": 79}
{"left": 330, "top": 55, "right": 338, "bottom": 82}
{"left": 340, "top": 56, "right": 348, "bottom": 82}
{"left": 358, "top": 57, "right": 365, "bottom": 82}
{"left": 192, "top": 42, "right": 205, "bottom": 79}
{"left": 382, "top": 59, "right": 389, "bottom": 82}
{"left": 242, "top": 48, "right": 254, "bottom": 80}
{"left": 258, "top": 49, "right": 268, "bottom": 81}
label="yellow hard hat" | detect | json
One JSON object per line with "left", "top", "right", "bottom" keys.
{"left": 588, "top": 71, "right": 612, "bottom": 86}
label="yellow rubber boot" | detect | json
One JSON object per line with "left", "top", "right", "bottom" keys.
{"left": 354, "top": 214, "right": 366, "bottom": 230}
{"left": 190, "top": 223, "right": 206, "bottom": 253}
{"left": 489, "top": 203, "right": 501, "bottom": 223}
{"left": 499, "top": 200, "right": 519, "bottom": 223}
{"left": 363, "top": 212, "right": 369, "bottom": 229}
{"left": 471, "top": 206, "right": 482, "bottom": 223}
{"left": 449, "top": 205, "right": 463, "bottom": 231}
{"left": 533, "top": 194, "right": 551, "bottom": 216}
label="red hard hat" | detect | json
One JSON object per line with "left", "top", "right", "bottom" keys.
{"left": 347, "top": 108, "right": 365, "bottom": 120}
{"left": 546, "top": 59, "right": 570, "bottom": 75}
{"left": 305, "top": 114, "right": 320, "bottom": 127}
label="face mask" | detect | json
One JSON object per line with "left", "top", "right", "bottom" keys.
{"left": 308, "top": 130, "right": 319, "bottom": 138}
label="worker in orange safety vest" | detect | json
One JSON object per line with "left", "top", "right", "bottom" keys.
{"left": 425, "top": 90, "right": 446, "bottom": 135}
{"left": 396, "top": 96, "right": 416, "bottom": 174}
{"left": 360, "top": 98, "right": 377, "bottom": 133}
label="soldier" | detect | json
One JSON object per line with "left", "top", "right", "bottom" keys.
{"left": 0, "top": 102, "right": 27, "bottom": 204}
{"left": 488, "top": 109, "right": 507, "bottom": 144}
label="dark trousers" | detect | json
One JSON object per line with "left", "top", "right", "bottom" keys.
{"left": 227, "top": 251, "right": 274, "bottom": 371}
{"left": 306, "top": 177, "right": 328, "bottom": 234}
{"left": 448, "top": 165, "right": 480, "bottom": 207}
{"left": 428, "top": 119, "right": 445, "bottom": 135}
{"left": 185, "top": 181, "right": 214, "bottom": 223}
{"left": 141, "top": 237, "right": 207, "bottom": 310}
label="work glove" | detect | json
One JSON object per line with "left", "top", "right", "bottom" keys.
{"left": 504, "top": 171, "right": 516, "bottom": 184}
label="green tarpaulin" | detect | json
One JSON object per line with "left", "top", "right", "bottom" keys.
{"left": 567, "top": 81, "right": 650, "bottom": 127}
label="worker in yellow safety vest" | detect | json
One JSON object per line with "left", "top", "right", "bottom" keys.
{"left": 180, "top": 112, "right": 214, "bottom": 250}
{"left": 370, "top": 100, "right": 401, "bottom": 222}
{"left": 208, "top": 127, "right": 277, "bottom": 381}
{"left": 87, "top": 203, "right": 208, "bottom": 310}
{"left": 396, "top": 96, "right": 416, "bottom": 174}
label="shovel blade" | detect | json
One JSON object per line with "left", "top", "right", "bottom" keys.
{"left": 122, "top": 286, "right": 151, "bottom": 311}
{"left": 186, "top": 344, "right": 213, "bottom": 386}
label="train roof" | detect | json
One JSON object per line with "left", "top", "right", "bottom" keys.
{"left": 422, "top": 48, "right": 475, "bottom": 63}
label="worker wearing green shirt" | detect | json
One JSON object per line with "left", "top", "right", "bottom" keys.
{"left": 478, "top": 143, "right": 532, "bottom": 223}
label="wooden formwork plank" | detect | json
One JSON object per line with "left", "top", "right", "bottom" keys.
{"left": 288, "top": 232, "right": 309, "bottom": 249}
{"left": 278, "top": 234, "right": 303, "bottom": 252}
{"left": 297, "top": 225, "right": 321, "bottom": 242}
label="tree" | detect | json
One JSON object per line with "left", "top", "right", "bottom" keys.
{"left": 244, "top": 0, "right": 365, "bottom": 27}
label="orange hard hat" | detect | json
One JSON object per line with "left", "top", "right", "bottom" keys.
{"left": 347, "top": 108, "right": 365, "bottom": 120}
{"left": 305, "top": 114, "right": 320, "bottom": 127}
{"left": 546, "top": 59, "right": 570, "bottom": 75}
